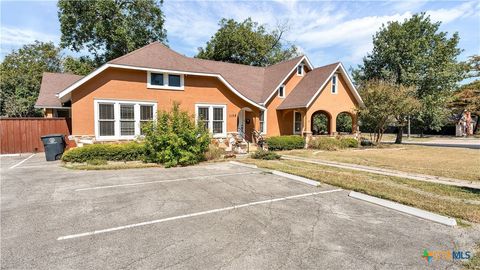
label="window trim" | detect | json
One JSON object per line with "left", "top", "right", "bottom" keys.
{"left": 278, "top": 84, "right": 286, "bottom": 98}
{"left": 94, "top": 99, "right": 157, "bottom": 141}
{"left": 331, "top": 74, "right": 338, "bottom": 94}
{"left": 147, "top": 71, "right": 184, "bottom": 90}
{"left": 296, "top": 64, "right": 304, "bottom": 76}
{"left": 195, "top": 103, "right": 227, "bottom": 138}
{"left": 293, "top": 111, "right": 302, "bottom": 135}
{"left": 259, "top": 109, "right": 267, "bottom": 135}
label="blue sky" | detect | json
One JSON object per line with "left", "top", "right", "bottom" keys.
{"left": 1, "top": 0, "right": 479, "bottom": 71}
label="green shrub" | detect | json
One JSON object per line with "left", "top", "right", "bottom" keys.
{"left": 308, "top": 137, "right": 341, "bottom": 151}
{"left": 61, "top": 142, "right": 145, "bottom": 163}
{"left": 308, "top": 137, "right": 359, "bottom": 150}
{"left": 204, "top": 143, "right": 225, "bottom": 160}
{"left": 339, "top": 138, "right": 359, "bottom": 148}
{"left": 251, "top": 149, "right": 280, "bottom": 160}
{"left": 266, "top": 135, "right": 304, "bottom": 151}
{"left": 142, "top": 103, "right": 210, "bottom": 168}
{"left": 360, "top": 138, "right": 374, "bottom": 146}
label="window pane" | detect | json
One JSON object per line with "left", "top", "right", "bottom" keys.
{"left": 213, "top": 107, "right": 223, "bottom": 120}
{"left": 198, "top": 107, "right": 209, "bottom": 121}
{"left": 212, "top": 121, "right": 223, "bottom": 134}
{"left": 332, "top": 75, "right": 337, "bottom": 84}
{"left": 120, "top": 105, "right": 134, "bottom": 120}
{"left": 99, "top": 104, "right": 114, "bottom": 120}
{"left": 168, "top": 75, "right": 181, "bottom": 87}
{"left": 99, "top": 121, "right": 114, "bottom": 136}
{"left": 121, "top": 121, "right": 135, "bottom": 136}
{"left": 279, "top": 86, "right": 284, "bottom": 97}
{"left": 259, "top": 111, "right": 264, "bottom": 121}
{"left": 140, "top": 105, "right": 153, "bottom": 120}
{"left": 151, "top": 73, "right": 164, "bottom": 85}
{"left": 295, "top": 122, "right": 301, "bottom": 132}
{"left": 297, "top": 65, "right": 302, "bottom": 74}
{"left": 295, "top": 112, "right": 301, "bottom": 122}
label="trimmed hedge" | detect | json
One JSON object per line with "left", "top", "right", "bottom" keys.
{"left": 308, "top": 137, "right": 358, "bottom": 151}
{"left": 61, "top": 142, "right": 145, "bottom": 163}
{"left": 251, "top": 149, "right": 281, "bottom": 160}
{"left": 266, "top": 135, "right": 305, "bottom": 151}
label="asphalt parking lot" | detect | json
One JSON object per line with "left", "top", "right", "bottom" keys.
{"left": 1, "top": 153, "right": 479, "bottom": 269}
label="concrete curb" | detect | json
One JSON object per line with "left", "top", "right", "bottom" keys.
{"left": 228, "top": 161, "right": 320, "bottom": 187}
{"left": 228, "top": 161, "right": 258, "bottom": 169}
{"left": 348, "top": 191, "right": 457, "bottom": 227}
{"left": 270, "top": 170, "right": 320, "bottom": 186}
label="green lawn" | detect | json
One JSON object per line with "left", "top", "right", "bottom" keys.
{"left": 282, "top": 145, "right": 480, "bottom": 182}
{"left": 243, "top": 158, "right": 480, "bottom": 224}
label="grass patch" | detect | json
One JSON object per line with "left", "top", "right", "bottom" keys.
{"left": 282, "top": 144, "right": 480, "bottom": 182}
{"left": 242, "top": 159, "right": 480, "bottom": 224}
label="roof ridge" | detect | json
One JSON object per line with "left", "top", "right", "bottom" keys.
{"left": 109, "top": 41, "right": 165, "bottom": 63}
{"left": 192, "top": 57, "right": 266, "bottom": 69}
{"left": 265, "top": 55, "right": 304, "bottom": 69}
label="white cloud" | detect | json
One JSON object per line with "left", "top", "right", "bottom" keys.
{"left": 426, "top": 1, "right": 480, "bottom": 24}
{"left": 1, "top": 26, "right": 59, "bottom": 46}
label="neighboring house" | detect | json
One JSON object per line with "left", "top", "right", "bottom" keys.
{"left": 35, "top": 42, "right": 363, "bottom": 144}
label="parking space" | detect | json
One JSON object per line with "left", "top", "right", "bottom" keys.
{"left": 1, "top": 154, "right": 479, "bottom": 269}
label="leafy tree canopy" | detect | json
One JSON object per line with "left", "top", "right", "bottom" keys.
{"left": 353, "top": 13, "right": 464, "bottom": 142}
{"left": 196, "top": 18, "right": 299, "bottom": 66}
{"left": 58, "top": 0, "right": 167, "bottom": 64}
{"left": 62, "top": 56, "right": 96, "bottom": 76}
{"left": 0, "top": 41, "right": 62, "bottom": 117}
{"left": 357, "top": 80, "right": 420, "bottom": 143}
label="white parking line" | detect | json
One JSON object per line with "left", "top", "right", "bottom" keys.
{"left": 75, "top": 171, "right": 262, "bottom": 191}
{"left": 58, "top": 188, "right": 343, "bottom": 240}
{"left": 9, "top": 154, "right": 35, "bottom": 169}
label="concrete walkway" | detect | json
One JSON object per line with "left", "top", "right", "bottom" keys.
{"left": 282, "top": 155, "right": 480, "bottom": 190}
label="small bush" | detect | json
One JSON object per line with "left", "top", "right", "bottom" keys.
{"left": 142, "top": 103, "right": 210, "bottom": 168}
{"left": 308, "top": 137, "right": 341, "bottom": 151}
{"left": 360, "top": 138, "right": 374, "bottom": 146}
{"left": 204, "top": 144, "right": 225, "bottom": 161}
{"left": 61, "top": 142, "right": 145, "bottom": 163}
{"left": 266, "top": 135, "right": 305, "bottom": 151}
{"left": 251, "top": 150, "right": 280, "bottom": 160}
{"left": 340, "top": 138, "right": 359, "bottom": 148}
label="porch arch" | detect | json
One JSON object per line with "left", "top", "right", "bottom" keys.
{"left": 311, "top": 110, "right": 331, "bottom": 135}
{"left": 336, "top": 111, "right": 354, "bottom": 134}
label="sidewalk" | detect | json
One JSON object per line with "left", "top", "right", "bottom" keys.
{"left": 282, "top": 155, "right": 480, "bottom": 190}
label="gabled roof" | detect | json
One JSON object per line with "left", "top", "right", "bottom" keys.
{"left": 35, "top": 72, "right": 83, "bottom": 108}
{"left": 56, "top": 42, "right": 311, "bottom": 108}
{"left": 277, "top": 62, "right": 364, "bottom": 110}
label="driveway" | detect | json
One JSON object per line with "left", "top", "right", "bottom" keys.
{"left": 1, "top": 154, "right": 479, "bottom": 269}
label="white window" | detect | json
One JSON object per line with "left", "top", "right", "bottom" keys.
{"left": 331, "top": 74, "right": 338, "bottom": 94}
{"left": 94, "top": 100, "right": 157, "bottom": 140}
{"left": 293, "top": 111, "right": 302, "bottom": 134}
{"left": 259, "top": 110, "right": 266, "bottom": 134}
{"left": 278, "top": 85, "right": 285, "bottom": 98}
{"left": 195, "top": 104, "right": 226, "bottom": 138}
{"left": 147, "top": 71, "right": 184, "bottom": 90}
{"left": 296, "top": 64, "right": 304, "bottom": 76}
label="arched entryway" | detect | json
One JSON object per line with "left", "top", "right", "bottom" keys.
{"left": 336, "top": 112, "right": 354, "bottom": 134}
{"left": 311, "top": 110, "right": 331, "bottom": 135}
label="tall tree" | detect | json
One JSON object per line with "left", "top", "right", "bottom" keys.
{"left": 357, "top": 80, "right": 420, "bottom": 143}
{"left": 58, "top": 0, "right": 167, "bottom": 64}
{"left": 196, "top": 18, "right": 299, "bottom": 66}
{"left": 0, "top": 41, "right": 62, "bottom": 117}
{"left": 62, "top": 56, "right": 96, "bottom": 76}
{"left": 354, "top": 13, "right": 463, "bottom": 143}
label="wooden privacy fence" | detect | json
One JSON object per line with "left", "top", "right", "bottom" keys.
{"left": 0, "top": 118, "right": 76, "bottom": 154}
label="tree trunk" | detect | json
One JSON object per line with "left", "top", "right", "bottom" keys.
{"left": 395, "top": 127, "right": 403, "bottom": 144}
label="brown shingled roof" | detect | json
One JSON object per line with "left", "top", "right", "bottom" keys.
{"left": 108, "top": 42, "right": 305, "bottom": 103}
{"left": 277, "top": 62, "right": 340, "bottom": 110}
{"left": 35, "top": 72, "right": 83, "bottom": 108}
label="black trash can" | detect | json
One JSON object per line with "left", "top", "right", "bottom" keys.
{"left": 41, "top": 134, "right": 66, "bottom": 161}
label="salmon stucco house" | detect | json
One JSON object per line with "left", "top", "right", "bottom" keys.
{"left": 35, "top": 42, "right": 364, "bottom": 145}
